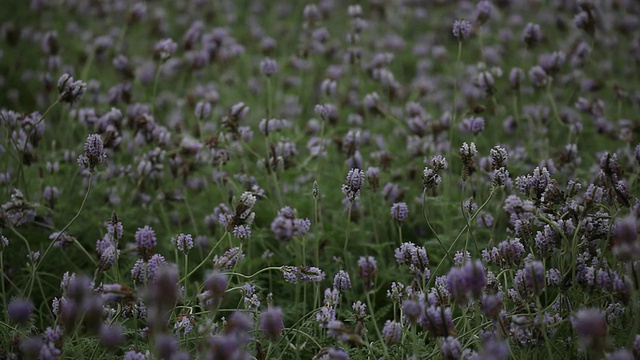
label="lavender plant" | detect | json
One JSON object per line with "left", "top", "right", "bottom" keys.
{"left": 1, "top": 1, "right": 640, "bottom": 359}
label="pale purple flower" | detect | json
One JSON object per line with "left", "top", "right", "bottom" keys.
{"left": 390, "top": 202, "right": 408, "bottom": 222}
{"left": 260, "top": 57, "right": 278, "bottom": 76}
{"left": 333, "top": 270, "right": 351, "bottom": 292}
{"left": 154, "top": 38, "right": 177, "bottom": 60}
{"left": 260, "top": 307, "right": 284, "bottom": 342}
{"left": 382, "top": 320, "right": 402, "bottom": 345}
{"left": 571, "top": 308, "right": 608, "bottom": 351}
{"left": 134, "top": 225, "right": 156, "bottom": 257}
{"left": 171, "top": 233, "right": 194, "bottom": 253}
{"left": 57, "top": 73, "right": 86, "bottom": 104}
{"left": 453, "top": 19, "right": 472, "bottom": 40}
{"left": 77, "top": 134, "right": 107, "bottom": 171}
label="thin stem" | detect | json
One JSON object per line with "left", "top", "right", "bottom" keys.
{"left": 151, "top": 62, "right": 164, "bottom": 115}
{"left": 365, "top": 288, "right": 391, "bottom": 360}
{"left": 427, "top": 187, "right": 496, "bottom": 288}
{"left": 448, "top": 40, "right": 463, "bottom": 162}
{"left": 181, "top": 232, "right": 228, "bottom": 283}
{"left": 344, "top": 202, "right": 353, "bottom": 256}
{"left": 0, "top": 252, "right": 6, "bottom": 314}
{"left": 28, "top": 172, "right": 94, "bottom": 298}
{"left": 422, "top": 190, "right": 453, "bottom": 262}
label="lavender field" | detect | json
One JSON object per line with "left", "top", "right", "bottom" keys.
{"left": 1, "top": 0, "right": 640, "bottom": 359}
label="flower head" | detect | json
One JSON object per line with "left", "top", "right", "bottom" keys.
{"left": 260, "top": 307, "right": 284, "bottom": 342}
{"left": 453, "top": 20, "right": 472, "bottom": 40}
{"left": 171, "top": 233, "right": 194, "bottom": 254}
{"left": 390, "top": 202, "right": 409, "bottom": 222}
{"left": 57, "top": 73, "right": 86, "bottom": 104}
{"left": 77, "top": 134, "right": 107, "bottom": 171}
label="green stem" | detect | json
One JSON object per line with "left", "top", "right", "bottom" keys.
{"left": 181, "top": 231, "right": 228, "bottom": 283}
{"left": 0, "top": 252, "right": 6, "bottom": 315}
{"left": 151, "top": 62, "right": 164, "bottom": 115}
{"left": 28, "top": 172, "right": 94, "bottom": 298}
{"left": 448, "top": 40, "right": 463, "bottom": 162}
{"left": 427, "top": 187, "right": 496, "bottom": 288}
{"left": 422, "top": 190, "right": 453, "bottom": 262}
{"left": 365, "top": 288, "right": 391, "bottom": 360}
{"left": 344, "top": 202, "right": 353, "bottom": 256}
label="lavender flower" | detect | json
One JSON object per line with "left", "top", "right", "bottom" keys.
{"left": 213, "top": 247, "right": 244, "bottom": 270}
{"left": 612, "top": 214, "right": 639, "bottom": 261}
{"left": 77, "top": 134, "right": 107, "bottom": 171}
{"left": 523, "top": 23, "right": 542, "bottom": 48}
{"left": 232, "top": 225, "right": 252, "bottom": 241}
{"left": 171, "top": 233, "right": 194, "bottom": 254}
{"left": 134, "top": 225, "right": 157, "bottom": 258}
{"left": 282, "top": 265, "right": 325, "bottom": 283}
{"left": 422, "top": 305, "right": 455, "bottom": 337}
{"left": 342, "top": 168, "right": 365, "bottom": 202}
{"left": 571, "top": 308, "right": 608, "bottom": 352}
{"left": 7, "top": 298, "right": 33, "bottom": 324}
{"left": 333, "top": 270, "right": 351, "bottom": 292}
{"left": 460, "top": 116, "right": 486, "bottom": 135}
{"left": 131, "top": 254, "right": 167, "bottom": 284}
{"left": 452, "top": 20, "right": 472, "bottom": 40}
{"left": 440, "top": 336, "right": 462, "bottom": 360}
{"left": 174, "top": 315, "right": 195, "bottom": 335}
{"left": 154, "top": 38, "right": 177, "bottom": 60}
{"left": 460, "top": 142, "right": 478, "bottom": 181}
{"left": 366, "top": 167, "right": 380, "bottom": 191}
{"left": 260, "top": 57, "right": 278, "bottom": 76}
{"left": 358, "top": 256, "right": 377, "bottom": 291}
{"left": 100, "top": 324, "right": 125, "bottom": 348}
{"left": 270, "top": 206, "right": 311, "bottom": 241}
{"left": 529, "top": 66, "right": 548, "bottom": 87}
{"left": 402, "top": 299, "right": 424, "bottom": 325}
{"left": 241, "top": 284, "right": 260, "bottom": 310}
{"left": 382, "top": 320, "right": 402, "bottom": 345}
{"left": 352, "top": 301, "right": 367, "bottom": 320}
{"left": 50, "top": 231, "right": 75, "bottom": 248}
{"left": 195, "top": 101, "right": 211, "bottom": 120}
{"left": 475, "top": 1, "right": 493, "bottom": 25}
{"left": 299, "top": 266, "right": 326, "bottom": 282}
{"left": 260, "top": 307, "right": 284, "bottom": 342}
{"left": 395, "top": 242, "right": 430, "bottom": 279}
{"left": 523, "top": 261, "right": 546, "bottom": 295}
{"left": 203, "top": 271, "right": 227, "bottom": 307}
{"left": 390, "top": 202, "right": 408, "bottom": 222}
{"left": 57, "top": 73, "right": 86, "bottom": 104}
{"left": 282, "top": 266, "right": 300, "bottom": 284}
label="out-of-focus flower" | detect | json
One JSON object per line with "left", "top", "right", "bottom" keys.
{"left": 453, "top": 20, "right": 472, "bottom": 40}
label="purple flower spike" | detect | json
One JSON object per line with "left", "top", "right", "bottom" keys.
{"left": 8, "top": 298, "right": 33, "bottom": 324}
{"left": 260, "top": 307, "right": 284, "bottom": 342}
{"left": 77, "top": 134, "right": 107, "bottom": 171}
{"left": 571, "top": 308, "right": 608, "bottom": 352}
{"left": 390, "top": 202, "right": 408, "bottom": 222}
{"left": 452, "top": 20, "right": 472, "bottom": 40}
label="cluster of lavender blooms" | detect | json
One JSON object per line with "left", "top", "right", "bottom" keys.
{"left": 2, "top": 0, "right": 640, "bottom": 359}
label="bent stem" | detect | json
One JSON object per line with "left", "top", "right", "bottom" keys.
{"left": 181, "top": 231, "right": 228, "bottom": 283}
{"left": 427, "top": 187, "right": 496, "bottom": 288}
{"left": 422, "top": 189, "right": 453, "bottom": 262}
{"left": 28, "top": 172, "right": 94, "bottom": 298}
